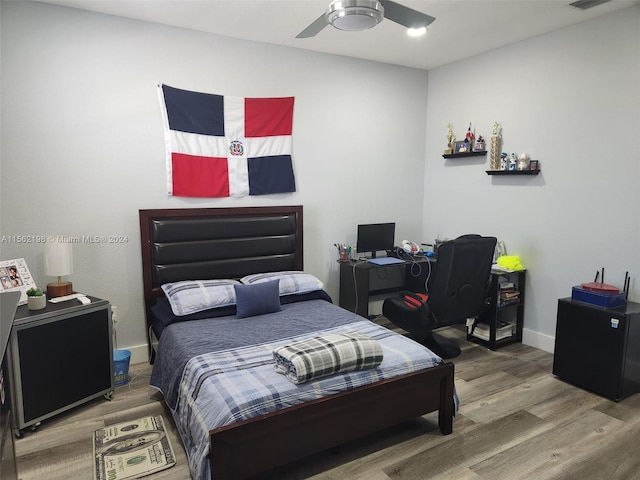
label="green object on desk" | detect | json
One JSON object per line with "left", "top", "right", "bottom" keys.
{"left": 496, "top": 255, "right": 524, "bottom": 271}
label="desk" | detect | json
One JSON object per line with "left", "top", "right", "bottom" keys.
{"left": 339, "top": 256, "right": 435, "bottom": 318}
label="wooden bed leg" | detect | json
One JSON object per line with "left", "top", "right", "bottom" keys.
{"left": 438, "top": 363, "right": 455, "bottom": 435}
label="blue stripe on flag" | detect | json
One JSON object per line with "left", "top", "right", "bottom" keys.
{"left": 162, "top": 84, "right": 225, "bottom": 136}
{"left": 248, "top": 155, "right": 296, "bottom": 195}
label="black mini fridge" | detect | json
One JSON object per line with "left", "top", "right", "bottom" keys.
{"left": 553, "top": 298, "right": 640, "bottom": 401}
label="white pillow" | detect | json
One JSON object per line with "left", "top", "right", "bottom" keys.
{"left": 240, "top": 271, "right": 324, "bottom": 296}
{"left": 161, "top": 279, "right": 240, "bottom": 316}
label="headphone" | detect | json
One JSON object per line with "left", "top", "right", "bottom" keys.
{"left": 402, "top": 240, "right": 420, "bottom": 255}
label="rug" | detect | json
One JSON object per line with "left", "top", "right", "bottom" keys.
{"left": 93, "top": 415, "right": 176, "bottom": 480}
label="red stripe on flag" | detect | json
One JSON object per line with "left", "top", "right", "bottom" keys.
{"left": 244, "top": 97, "right": 294, "bottom": 137}
{"left": 171, "top": 153, "right": 229, "bottom": 197}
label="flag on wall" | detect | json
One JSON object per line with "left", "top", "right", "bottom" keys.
{"left": 158, "top": 84, "right": 296, "bottom": 197}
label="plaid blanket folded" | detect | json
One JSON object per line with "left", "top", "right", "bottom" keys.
{"left": 273, "top": 331, "right": 383, "bottom": 384}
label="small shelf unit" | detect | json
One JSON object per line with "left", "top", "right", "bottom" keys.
{"left": 467, "top": 270, "right": 526, "bottom": 350}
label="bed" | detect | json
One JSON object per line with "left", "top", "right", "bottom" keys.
{"left": 139, "top": 205, "right": 455, "bottom": 479}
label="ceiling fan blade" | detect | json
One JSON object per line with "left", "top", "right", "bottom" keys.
{"left": 379, "top": 0, "right": 435, "bottom": 29}
{"left": 296, "top": 13, "right": 329, "bottom": 38}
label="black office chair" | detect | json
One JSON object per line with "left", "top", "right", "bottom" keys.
{"left": 382, "top": 234, "right": 497, "bottom": 359}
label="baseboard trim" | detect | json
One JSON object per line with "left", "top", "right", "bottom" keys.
{"left": 522, "top": 328, "right": 555, "bottom": 354}
{"left": 122, "top": 344, "right": 151, "bottom": 366}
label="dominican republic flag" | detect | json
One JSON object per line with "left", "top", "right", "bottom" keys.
{"left": 158, "top": 84, "right": 296, "bottom": 197}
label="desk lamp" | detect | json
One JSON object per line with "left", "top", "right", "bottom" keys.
{"left": 45, "top": 240, "right": 73, "bottom": 298}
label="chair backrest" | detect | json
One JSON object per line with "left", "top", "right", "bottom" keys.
{"left": 427, "top": 234, "right": 497, "bottom": 326}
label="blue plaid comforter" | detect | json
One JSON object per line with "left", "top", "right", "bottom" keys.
{"left": 150, "top": 299, "right": 454, "bottom": 479}
{"left": 174, "top": 320, "right": 444, "bottom": 479}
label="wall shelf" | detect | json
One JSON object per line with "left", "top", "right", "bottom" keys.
{"left": 486, "top": 169, "right": 540, "bottom": 176}
{"left": 442, "top": 151, "right": 486, "bottom": 159}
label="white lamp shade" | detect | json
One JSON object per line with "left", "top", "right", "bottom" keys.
{"left": 44, "top": 241, "right": 73, "bottom": 277}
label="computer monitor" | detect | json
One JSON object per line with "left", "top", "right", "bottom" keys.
{"left": 356, "top": 223, "right": 395, "bottom": 258}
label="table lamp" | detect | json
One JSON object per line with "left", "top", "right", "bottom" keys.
{"left": 45, "top": 240, "right": 73, "bottom": 298}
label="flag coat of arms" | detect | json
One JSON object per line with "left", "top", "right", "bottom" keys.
{"left": 158, "top": 84, "right": 296, "bottom": 197}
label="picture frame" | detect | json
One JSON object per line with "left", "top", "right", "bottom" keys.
{"left": 454, "top": 140, "right": 469, "bottom": 153}
{"left": 0, "top": 258, "right": 36, "bottom": 305}
{"left": 529, "top": 160, "right": 539, "bottom": 170}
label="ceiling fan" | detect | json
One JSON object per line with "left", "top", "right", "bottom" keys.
{"left": 296, "top": 0, "right": 435, "bottom": 38}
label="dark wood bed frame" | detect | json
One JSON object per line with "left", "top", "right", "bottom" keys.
{"left": 139, "top": 205, "right": 454, "bottom": 479}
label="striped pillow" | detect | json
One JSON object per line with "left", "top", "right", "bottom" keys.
{"left": 240, "top": 271, "right": 323, "bottom": 296}
{"left": 161, "top": 279, "right": 240, "bottom": 316}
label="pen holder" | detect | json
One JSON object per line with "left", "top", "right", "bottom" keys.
{"left": 335, "top": 243, "right": 350, "bottom": 262}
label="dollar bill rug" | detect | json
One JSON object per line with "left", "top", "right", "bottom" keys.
{"left": 93, "top": 415, "right": 176, "bottom": 480}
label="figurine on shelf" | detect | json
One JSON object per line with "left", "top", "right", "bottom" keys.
{"left": 444, "top": 123, "right": 455, "bottom": 155}
{"left": 517, "top": 153, "right": 530, "bottom": 170}
{"left": 508, "top": 153, "right": 518, "bottom": 171}
{"left": 463, "top": 123, "right": 475, "bottom": 151}
{"left": 473, "top": 135, "right": 485, "bottom": 152}
{"left": 500, "top": 152, "right": 508, "bottom": 170}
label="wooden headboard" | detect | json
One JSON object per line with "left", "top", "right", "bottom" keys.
{"left": 139, "top": 206, "right": 304, "bottom": 346}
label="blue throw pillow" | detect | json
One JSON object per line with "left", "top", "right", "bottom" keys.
{"left": 234, "top": 279, "right": 281, "bottom": 318}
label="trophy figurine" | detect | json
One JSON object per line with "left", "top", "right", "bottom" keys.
{"left": 490, "top": 121, "right": 502, "bottom": 170}
{"left": 444, "top": 123, "right": 455, "bottom": 155}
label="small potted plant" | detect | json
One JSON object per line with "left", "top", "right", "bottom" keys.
{"left": 26, "top": 287, "right": 47, "bottom": 310}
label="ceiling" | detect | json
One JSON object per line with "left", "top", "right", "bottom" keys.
{"left": 36, "top": 0, "right": 639, "bottom": 70}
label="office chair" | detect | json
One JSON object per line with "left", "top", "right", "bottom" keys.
{"left": 382, "top": 234, "right": 497, "bottom": 359}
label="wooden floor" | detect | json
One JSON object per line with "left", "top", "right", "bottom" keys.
{"left": 15, "top": 323, "right": 640, "bottom": 480}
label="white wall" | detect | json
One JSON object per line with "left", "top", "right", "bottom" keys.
{"left": 0, "top": 1, "right": 428, "bottom": 362}
{"left": 424, "top": 6, "right": 640, "bottom": 351}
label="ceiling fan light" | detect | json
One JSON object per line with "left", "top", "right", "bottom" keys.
{"left": 407, "top": 26, "right": 427, "bottom": 37}
{"left": 326, "top": 0, "right": 385, "bottom": 31}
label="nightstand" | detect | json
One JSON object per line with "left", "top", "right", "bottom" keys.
{"left": 7, "top": 295, "right": 114, "bottom": 436}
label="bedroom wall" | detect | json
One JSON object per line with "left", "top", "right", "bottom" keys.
{"left": 2, "top": 2, "right": 638, "bottom": 363}
{"left": 423, "top": 6, "right": 640, "bottom": 351}
{"left": 0, "top": 1, "right": 429, "bottom": 362}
